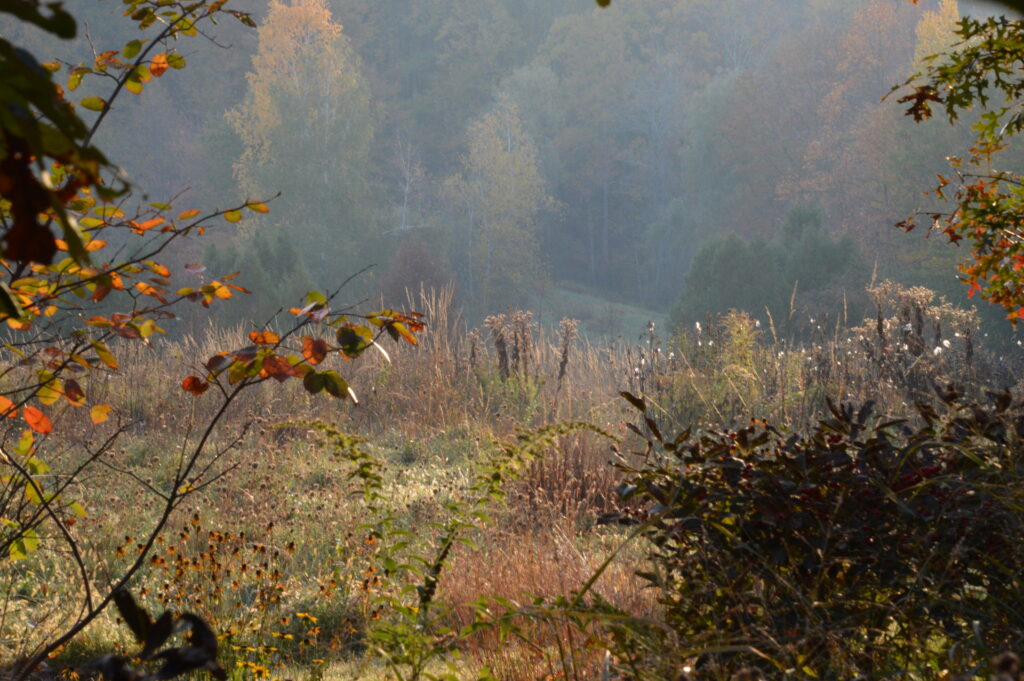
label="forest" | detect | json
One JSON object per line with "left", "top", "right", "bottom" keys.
{"left": 6, "top": 0, "right": 1024, "bottom": 679}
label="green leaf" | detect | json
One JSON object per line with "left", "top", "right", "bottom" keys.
{"left": 14, "top": 430, "right": 34, "bottom": 456}
{"left": 37, "top": 378, "right": 62, "bottom": 406}
{"left": 91, "top": 340, "right": 118, "bottom": 370}
{"left": 337, "top": 325, "right": 372, "bottom": 356}
{"left": 25, "top": 480, "right": 44, "bottom": 504}
{"left": 80, "top": 96, "right": 106, "bottom": 112}
{"left": 167, "top": 53, "right": 186, "bottom": 69}
{"left": 0, "top": 283, "right": 24, "bottom": 320}
{"left": 93, "top": 205, "right": 124, "bottom": 218}
{"left": 303, "top": 371, "right": 325, "bottom": 394}
{"left": 123, "top": 39, "right": 143, "bottom": 59}
{"left": 67, "top": 68, "right": 86, "bottom": 91}
{"left": 322, "top": 371, "right": 352, "bottom": 400}
{"left": 224, "top": 209, "right": 243, "bottom": 223}
{"left": 9, "top": 529, "right": 39, "bottom": 560}
{"left": 25, "top": 457, "right": 49, "bottom": 475}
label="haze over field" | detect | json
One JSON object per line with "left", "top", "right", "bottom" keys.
{"left": 6, "top": 0, "right": 1014, "bottom": 337}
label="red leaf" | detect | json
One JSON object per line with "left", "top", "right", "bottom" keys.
{"left": 205, "top": 354, "right": 231, "bottom": 372}
{"left": 181, "top": 376, "right": 209, "bottom": 395}
{"left": 302, "top": 337, "right": 328, "bottom": 365}
{"left": 64, "top": 379, "right": 86, "bottom": 406}
{"left": 261, "top": 355, "right": 296, "bottom": 383}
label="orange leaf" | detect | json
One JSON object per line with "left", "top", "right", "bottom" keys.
{"left": 178, "top": 208, "right": 201, "bottom": 220}
{"left": 135, "top": 281, "right": 169, "bottom": 304}
{"left": 181, "top": 376, "right": 209, "bottom": 395}
{"left": 24, "top": 406, "right": 52, "bottom": 434}
{"left": 302, "top": 337, "right": 328, "bottom": 365}
{"left": 248, "top": 330, "right": 280, "bottom": 345}
{"left": 150, "top": 53, "right": 169, "bottom": 76}
{"left": 132, "top": 217, "right": 164, "bottom": 233}
{"left": 90, "top": 404, "right": 111, "bottom": 424}
{"left": 392, "top": 321, "right": 419, "bottom": 346}
{"left": 0, "top": 395, "right": 18, "bottom": 418}
{"left": 85, "top": 240, "right": 107, "bottom": 252}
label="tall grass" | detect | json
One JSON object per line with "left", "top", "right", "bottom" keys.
{"left": 7, "top": 280, "right": 1021, "bottom": 680}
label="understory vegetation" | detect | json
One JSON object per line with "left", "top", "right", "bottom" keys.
{"left": 7, "top": 283, "right": 1024, "bottom": 681}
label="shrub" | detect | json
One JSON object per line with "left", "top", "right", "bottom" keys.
{"left": 614, "top": 387, "right": 1024, "bottom": 679}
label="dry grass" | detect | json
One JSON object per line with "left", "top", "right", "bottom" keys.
{"left": 7, "top": 280, "right": 1018, "bottom": 680}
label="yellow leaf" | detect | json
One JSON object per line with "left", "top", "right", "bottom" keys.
{"left": 90, "top": 405, "right": 111, "bottom": 424}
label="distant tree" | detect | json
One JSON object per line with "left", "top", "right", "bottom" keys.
{"left": 913, "top": 0, "right": 960, "bottom": 68}
{"left": 671, "top": 205, "right": 860, "bottom": 328}
{"left": 444, "top": 101, "right": 553, "bottom": 312}
{"left": 672, "top": 232, "right": 784, "bottom": 327}
{"left": 380, "top": 237, "right": 453, "bottom": 306}
{"left": 226, "top": 0, "right": 377, "bottom": 289}
{"left": 204, "top": 230, "right": 316, "bottom": 327}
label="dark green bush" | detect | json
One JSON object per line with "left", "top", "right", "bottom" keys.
{"left": 614, "top": 387, "right": 1024, "bottom": 679}
{"left": 671, "top": 205, "right": 861, "bottom": 330}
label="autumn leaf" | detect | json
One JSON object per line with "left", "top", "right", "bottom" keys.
{"left": 135, "top": 281, "right": 168, "bottom": 304}
{"left": 302, "top": 337, "right": 328, "bottom": 365}
{"left": 38, "top": 378, "right": 63, "bottom": 406}
{"left": 132, "top": 217, "right": 164, "bottom": 233}
{"left": 90, "top": 404, "right": 111, "bottom": 424}
{"left": 261, "top": 354, "right": 297, "bottom": 383}
{"left": 149, "top": 262, "right": 171, "bottom": 277}
{"left": 24, "top": 406, "right": 52, "bottom": 434}
{"left": 91, "top": 340, "right": 118, "bottom": 369}
{"left": 150, "top": 53, "right": 170, "bottom": 76}
{"left": 181, "top": 376, "right": 209, "bottom": 395}
{"left": 248, "top": 330, "right": 280, "bottom": 345}
{"left": 0, "top": 396, "right": 18, "bottom": 418}
{"left": 64, "top": 379, "right": 86, "bottom": 406}
{"left": 205, "top": 354, "right": 231, "bottom": 373}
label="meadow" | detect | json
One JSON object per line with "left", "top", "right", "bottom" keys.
{"left": 6, "top": 282, "right": 1024, "bottom": 681}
